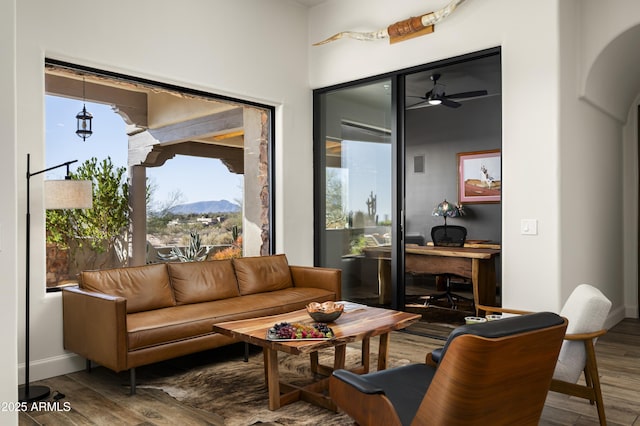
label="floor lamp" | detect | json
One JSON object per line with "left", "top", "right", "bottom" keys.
{"left": 19, "top": 154, "right": 92, "bottom": 403}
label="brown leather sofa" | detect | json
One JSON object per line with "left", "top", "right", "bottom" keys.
{"left": 62, "top": 254, "right": 341, "bottom": 393}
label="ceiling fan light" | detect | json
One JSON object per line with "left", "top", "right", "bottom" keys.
{"left": 428, "top": 98, "right": 442, "bottom": 105}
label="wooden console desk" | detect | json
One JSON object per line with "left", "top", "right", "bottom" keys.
{"left": 363, "top": 245, "right": 501, "bottom": 310}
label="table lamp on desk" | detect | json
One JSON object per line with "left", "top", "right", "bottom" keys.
{"left": 431, "top": 199, "right": 466, "bottom": 246}
{"left": 431, "top": 199, "right": 464, "bottom": 227}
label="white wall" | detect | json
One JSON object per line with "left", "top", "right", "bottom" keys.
{"left": 623, "top": 96, "right": 639, "bottom": 318}
{"left": 10, "top": 0, "right": 314, "bottom": 389}
{"left": 310, "top": 0, "right": 563, "bottom": 311}
{"left": 558, "top": 0, "right": 624, "bottom": 323}
{"left": 0, "top": 0, "right": 19, "bottom": 421}
{"left": 309, "top": 0, "right": 639, "bottom": 324}
{"left": 578, "top": 0, "right": 640, "bottom": 319}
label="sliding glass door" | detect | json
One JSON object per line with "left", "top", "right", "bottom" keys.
{"left": 314, "top": 48, "right": 502, "bottom": 314}
{"left": 314, "top": 78, "right": 395, "bottom": 308}
{"left": 402, "top": 54, "right": 502, "bottom": 313}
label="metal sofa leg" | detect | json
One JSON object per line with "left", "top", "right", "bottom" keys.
{"left": 85, "top": 359, "right": 91, "bottom": 373}
{"left": 130, "top": 368, "right": 136, "bottom": 395}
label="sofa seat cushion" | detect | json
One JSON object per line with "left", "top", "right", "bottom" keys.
{"left": 80, "top": 263, "right": 174, "bottom": 314}
{"left": 233, "top": 254, "right": 293, "bottom": 295}
{"left": 212, "top": 287, "right": 338, "bottom": 321}
{"left": 167, "top": 259, "right": 240, "bottom": 304}
{"left": 127, "top": 287, "right": 336, "bottom": 351}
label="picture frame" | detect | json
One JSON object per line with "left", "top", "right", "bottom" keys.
{"left": 457, "top": 149, "right": 501, "bottom": 204}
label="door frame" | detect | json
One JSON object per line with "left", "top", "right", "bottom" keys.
{"left": 313, "top": 47, "right": 501, "bottom": 311}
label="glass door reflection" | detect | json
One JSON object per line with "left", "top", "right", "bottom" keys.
{"left": 316, "top": 79, "right": 394, "bottom": 308}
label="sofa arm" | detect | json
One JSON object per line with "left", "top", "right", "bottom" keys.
{"left": 62, "top": 286, "right": 129, "bottom": 372}
{"left": 290, "top": 265, "right": 342, "bottom": 300}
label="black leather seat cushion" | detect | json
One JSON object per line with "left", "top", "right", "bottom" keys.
{"left": 333, "top": 364, "right": 436, "bottom": 426}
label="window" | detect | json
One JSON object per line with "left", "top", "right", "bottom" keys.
{"left": 44, "top": 60, "right": 274, "bottom": 290}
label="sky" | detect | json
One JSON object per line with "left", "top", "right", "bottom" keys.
{"left": 45, "top": 96, "right": 243, "bottom": 209}
{"left": 340, "top": 140, "right": 391, "bottom": 222}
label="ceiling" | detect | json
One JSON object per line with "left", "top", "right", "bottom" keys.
{"left": 291, "top": 0, "right": 327, "bottom": 7}
{"left": 405, "top": 53, "right": 501, "bottom": 109}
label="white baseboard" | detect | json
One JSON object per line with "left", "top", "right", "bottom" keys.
{"left": 606, "top": 305, "right": 630, "bottom": 330}
{"left": 19, "top": 352, "right": 86, "bottom": 384}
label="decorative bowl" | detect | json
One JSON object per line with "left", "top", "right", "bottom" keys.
{"left": 464, "top": 316, "right": 487, "bottom": 325}
{"left": 485, "top": 314, "right": 502, "bottom": 321}
{"left": 306, "top": 301, "right": 344, "bottom": 323}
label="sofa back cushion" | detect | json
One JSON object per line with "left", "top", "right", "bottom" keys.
{"left": 167, "top": 260, "right": 240, "bottom": 305}
{"left": 80, "top": 263, "right": 174, "bottom": 314}
{"left": 233, "top": 254, "right": 293, "bottom": 295}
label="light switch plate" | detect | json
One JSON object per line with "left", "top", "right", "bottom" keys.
{"left": 520, "top": 219, "right": 538, "bottom": 235}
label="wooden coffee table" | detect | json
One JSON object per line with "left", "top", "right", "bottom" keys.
{"left": 212, "top": 303, "right": 420, "bottom": 411}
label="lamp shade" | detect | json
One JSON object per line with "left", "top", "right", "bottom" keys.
{"left": 44, "top": 180, "right": 93, "bottom": 209}
{"left": 432, "top": 199, "right": 464, "bottom": 218}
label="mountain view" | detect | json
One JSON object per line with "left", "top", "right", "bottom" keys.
{"left": 168, "top": 200, "right": 241, "bottom": 215}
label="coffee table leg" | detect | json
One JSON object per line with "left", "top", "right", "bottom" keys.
{"left": 334, "top": 344, "right": 346, "bottom": 370}
{"left": 264, "top": 348, "right": 280, "bottom": 410}
{"left": 378, "top": 333, "right": 390, "bottom": 371}
{"left": 310, "top": 351, "right": 319, "bottom": 374}
{"left": 361, "top": 337, "right": 371, "bottom": 373}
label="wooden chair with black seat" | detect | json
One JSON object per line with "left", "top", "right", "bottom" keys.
{"left": 476, "top": 284, "right": 612, "bottom": 426}
{"left": 330, "top": 312, "right": 568, "bottom": 426}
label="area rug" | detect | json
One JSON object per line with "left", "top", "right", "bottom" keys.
{"left": 140, "top": 344, "right": 415, "bottom": 425}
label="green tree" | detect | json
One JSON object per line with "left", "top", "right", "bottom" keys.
{"left": 46, "top": 157, "right": 130, "bottom": 268}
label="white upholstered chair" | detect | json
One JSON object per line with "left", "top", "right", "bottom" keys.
{"left": 478, "top": 284, "right": 612, "bottom": 425}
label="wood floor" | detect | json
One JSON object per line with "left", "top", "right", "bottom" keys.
{"left": 19, "top": 318, "right": 640, "bottom": 426}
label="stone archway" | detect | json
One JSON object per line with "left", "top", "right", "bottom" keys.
{"left": 581, "top": 24, "right": 640, "bottom": 123}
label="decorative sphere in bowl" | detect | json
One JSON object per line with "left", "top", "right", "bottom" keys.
{"left": 306, "top": 301, "right": 344, "bottom": 323}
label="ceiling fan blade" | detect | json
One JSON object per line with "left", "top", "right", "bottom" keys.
{"left": 406, "top": 100, "right": 430, "bottom": 109}
{"left": 441, "top": 98, "right": 461, "bottom": 108}
{"left": 446, "top": 90, "right": 488, "bottom": 99}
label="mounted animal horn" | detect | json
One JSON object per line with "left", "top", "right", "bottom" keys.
{"left": 313, "top": 0, "right": 467, "bottom": 46}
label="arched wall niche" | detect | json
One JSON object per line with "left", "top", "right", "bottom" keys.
{"left": 581, "top": 24, "right": 640, "bottom": 123}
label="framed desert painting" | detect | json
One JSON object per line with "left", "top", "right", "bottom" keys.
{"left": 457, "top": 149, "right": 501, "bottom": 203}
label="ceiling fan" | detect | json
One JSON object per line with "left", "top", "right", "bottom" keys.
{"left": 408, "top": 73, "right": 488, "bottom": 109}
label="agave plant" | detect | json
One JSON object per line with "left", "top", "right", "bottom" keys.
{"left": 159, "top": 231, "right": 208, "bottom": 262}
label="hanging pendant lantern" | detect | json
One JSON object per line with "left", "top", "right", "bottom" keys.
{"left": 75, "top": 104, "right": 93, "bottom": 141}
{"left": 75, "top": 77, "right": 93, "bottom": 141}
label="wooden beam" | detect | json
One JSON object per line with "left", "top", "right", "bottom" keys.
{"left": 130, "top": 141, "right": 243, "bottom": 174}
{"left": 45, "top": 74, "right": 148, "bottom": 127}
{"left": 128, "top": 108, "right": 244, "bottom": 170}
{"left": 147, "top": 108, "right": 243, "bottom": 144}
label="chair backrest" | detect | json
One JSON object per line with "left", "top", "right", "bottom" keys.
{"left": 413, "top": 312, "right": 568, "bottom": 425}
{"left": 431, "top": 225, "right": 466, "bottom": 247}
{"left": 554, "top": 284, "right": 611, "bottom": 383}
